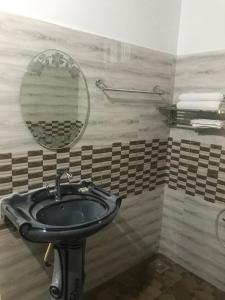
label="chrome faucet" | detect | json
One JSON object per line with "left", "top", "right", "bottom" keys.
{"left": 54, "top": 169, "right": 72, "bottom": 201}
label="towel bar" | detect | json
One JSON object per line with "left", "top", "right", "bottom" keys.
{"left": 96, "top": 79, "right": 164, "bottom": 96}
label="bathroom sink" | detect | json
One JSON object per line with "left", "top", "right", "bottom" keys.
{"left": 2, "top": 177, "right": 122, "bottom": 300}
{"left": 2, "top": 181, "right": 121, "bottom": 243}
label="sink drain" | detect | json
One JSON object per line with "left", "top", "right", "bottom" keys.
{"left": 149, "top": 258, "right": 170, "bottom": 274}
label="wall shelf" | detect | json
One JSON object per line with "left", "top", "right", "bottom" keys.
{"left": 159, "top": 105, "right": 225, "bottom": 129}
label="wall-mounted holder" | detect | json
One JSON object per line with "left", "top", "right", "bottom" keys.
{"left": 159, "top": 105, "right": 225, "bottom": 129}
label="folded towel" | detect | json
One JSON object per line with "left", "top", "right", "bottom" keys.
{"left": 179, "top": 92, "right": 224, "bottom": 101}
{"left": 190, "top": 119, "right": 225, "bottom": 129}
{"left": 176, "top": 100, "right": 222, "bottom": 111}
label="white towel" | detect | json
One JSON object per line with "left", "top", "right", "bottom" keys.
{"left": 191, "top": 119, "right": 225, "bottom": 129}
{"left": 176, "top": 101, "right": 222, "bottom": 111}
{"left": 179, "top": 92, "right": 224, "bottom": 101}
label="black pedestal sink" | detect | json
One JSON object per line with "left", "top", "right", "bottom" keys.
{"left": 2, "top": 178, "right": 121, "bottom": 300}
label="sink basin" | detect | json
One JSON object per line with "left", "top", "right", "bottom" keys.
{"left": 2, "top": 180, "right": 122, "bottom": 300}
{"left": 35, "top": 197, "right": 107, "bottom": 227}
{"left": 2, "top": 181, "right": 121, "bottom": 243}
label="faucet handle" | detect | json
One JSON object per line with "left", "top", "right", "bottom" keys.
{"left": 56, "top": 168, "right": 73, "bottom": 182}
{"left": 65, "top": 171, "right": 73, "bottom": 182}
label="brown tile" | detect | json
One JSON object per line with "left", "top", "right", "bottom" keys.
{"left": 192, "top": 290, "right": 215, "bottom": 300}
{"left": 85, "top": 255, "right": 225, "bottom": 300}
{"left": 213, "top": 288, "right": 225, "bottom": 300}
{"left": 159, "top": 270, "right": 183, "bottom": 289}
{"left": 0, "top": 153, "right": 12, "bottom": 159}
{"left": 155, "top": 294, "right": 176, "bottom": 300}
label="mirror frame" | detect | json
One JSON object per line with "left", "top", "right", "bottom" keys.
{"left": 20, "top": 49, "right": 91, "bottom": 150}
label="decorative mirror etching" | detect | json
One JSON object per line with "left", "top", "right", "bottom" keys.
{"left": 28, "top": 51, "right": 81, "bottom": 78}
{"left": 20, "top": 49, "right": 90, "bottom": 150}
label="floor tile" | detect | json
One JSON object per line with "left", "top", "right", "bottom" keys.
{"left": 84, "top": 255, "right": 225, "bottom": 300}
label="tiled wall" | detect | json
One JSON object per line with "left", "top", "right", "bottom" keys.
{"left": 0, "top": 139, "right": 167, "bottom": 199}
{"left": 0, "top": 139, "right": 167, "bottom": 299}
{"left": 2, "top": 11, "right": 225, "bottom": 299}
{"left": 160, "top": 49, "right": 225, "bottom": 293}
{"left": 160, "top": 187, "right": 225, "bottom": 292}
{"left": 171, "top": 49, "right": 225, "bottom": 145}
{"left": 2, "top": 136, "right": 225, "bottom": 205}
{"left": 0, "top": 12, "right": 175, "bottom": 300}
{"left": 167, "top": 137, "right": 225, "bottom": 203}
{"left": 0, "top": 12, "right": 174, "bottom": 154}
{"left": 1, "top": 188, "right": 164, "bottom": 299}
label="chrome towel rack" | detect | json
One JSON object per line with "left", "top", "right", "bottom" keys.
{"left": 96, "top": 79, "right": 164, "bottom": 96}
{"left": 159, "top": 105, "right": 225, "bottom": 128}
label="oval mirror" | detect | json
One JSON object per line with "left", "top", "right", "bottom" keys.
{"left": 20, "top": 49, "right": 90, "bottom": 150}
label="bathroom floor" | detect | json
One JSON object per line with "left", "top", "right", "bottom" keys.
{"left": 84, "top": 255, "right": 225, "bottom": 300}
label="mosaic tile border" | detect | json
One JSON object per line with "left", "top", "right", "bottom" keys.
{"left": 0, "top": 139, "right": 168, "bottom": 200}
{"left": 0, "top": 137, "right": 225, "bottom": 204}
{"left": 167, "top": 137, "right": 225, "bottom": 203}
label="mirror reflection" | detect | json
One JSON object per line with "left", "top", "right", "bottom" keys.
{"left": 20, "top": 49, "right": 90, "bottom": 149}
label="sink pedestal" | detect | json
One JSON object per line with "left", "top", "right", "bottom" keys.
{"left": 2, "top": 182, "right": 122, "bottom": 300}
{"left": 50, "top": 240, "right": 86, "bottom": 300}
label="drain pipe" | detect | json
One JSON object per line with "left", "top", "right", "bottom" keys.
{"left": 44, "top": 243, "right": 53, "bottom": 267}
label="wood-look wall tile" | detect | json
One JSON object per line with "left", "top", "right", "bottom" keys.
{"left": 0, "top": 12, "right": 175, "bottom": 153}
{"left": 160, "top": 187, "right": 225, "bottom": 292}
{"left": 0, "top": 11, "right": 176, "bottom": 299}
